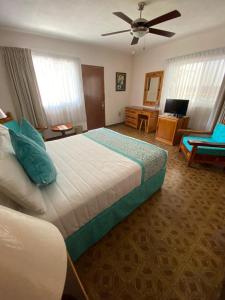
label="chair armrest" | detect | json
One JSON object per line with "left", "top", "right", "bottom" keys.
{"left": 178, "top": 129, "right": 212, "bottom": 135}
{"left": 188, "top": 140, "right": 225, "bottom": 148}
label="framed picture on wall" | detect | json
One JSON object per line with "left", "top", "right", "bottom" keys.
{"left": 116, "top": 72, "right": 126, "bottom": 91}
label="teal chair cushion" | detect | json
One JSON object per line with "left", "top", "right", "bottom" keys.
{"left": 20, "top": 119, "right": 46, "bottom": 149}
{"left": 212, "top": 123, "right": 225, "bottom": 142}
{"left": 4, "top": 120, "right": 20, "bottom": 133}
{"left": 9, "top": 130, "right": 57, "bottom": 186}
{"left": 183, "top": 135, "right": 225, "bottom": 156}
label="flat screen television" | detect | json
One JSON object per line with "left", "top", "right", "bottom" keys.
{"left": 164, "top": 99, "right": 189, "bottom": 117}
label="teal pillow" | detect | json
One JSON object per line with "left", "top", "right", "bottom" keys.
{"left": 20, "top": 119, "right": 46, "bottom": 150}
{"left": 4, "top": 120, "right": 20, "bottom": 133}
{"left": 9, "top": 130, "right": 57, "bottom": 186}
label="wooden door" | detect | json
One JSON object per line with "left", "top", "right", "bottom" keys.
{"left": 81, "top": 65, "right": 105, "bottom": 130}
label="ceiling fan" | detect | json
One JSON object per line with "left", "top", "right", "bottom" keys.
{"left": 101, "top": 2, "right": 181, "bottom": 45}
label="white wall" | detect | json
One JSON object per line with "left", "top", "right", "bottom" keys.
{"left": 130, "top": 25, "right": 225, "bottom": 107}
{"left": 1, "top": 25, "right": 225, "bottom": 127}
{"left": 0, "top": 29, "right": 133, "bottom": 126}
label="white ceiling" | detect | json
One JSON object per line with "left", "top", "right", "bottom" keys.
{"left": 0, "top": 0, "right": 225, "bottom": 53}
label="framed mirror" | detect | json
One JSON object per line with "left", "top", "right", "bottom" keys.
{"left": 143, "top": 71, "right": 164, "bottom": 106}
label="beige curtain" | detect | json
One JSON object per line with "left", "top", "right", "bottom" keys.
{"left": 2, "top": 47, "right": 47, "bottom": 128}
{"left": 208, "top": 75, "right": 225, "bottom": 127}
{"left": 219, "top": 99, "right": 225, "bottom": 124}
{"left": 162, "top": 48, "right": 225, "bottom": 130}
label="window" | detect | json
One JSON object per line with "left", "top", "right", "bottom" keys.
{"left": 162, "top": 48, "right": 225, "bottom": 130}
{"left": 32, "top": 53, "right": 87, "bottom": 127}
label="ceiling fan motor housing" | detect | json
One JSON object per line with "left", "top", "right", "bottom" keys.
{"left": 131, "top": 18, "right": 148, "bottom": 38}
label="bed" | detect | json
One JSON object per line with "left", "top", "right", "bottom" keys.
{"left": 1, "top": 123, "right": 167, "bottom": 261}
{"left": 35, "top": 128, "right": 167, "bottom": 260}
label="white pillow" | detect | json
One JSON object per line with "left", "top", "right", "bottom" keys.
{"left": 0, "top": 124, "right": 14, "bottom": 157}
{"left": 0, "top": 126, "right": 46, "bottom": 214}
{"left": 0, "top": 124, "right": 10, "bottom": 136}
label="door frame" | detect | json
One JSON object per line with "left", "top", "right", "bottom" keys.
{"left": 81, "top": 64, "right": 105, "bottom": 129}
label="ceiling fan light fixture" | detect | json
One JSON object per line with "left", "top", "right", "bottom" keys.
{"left": 132, "top": 27, "right": 148, "bottom": 38}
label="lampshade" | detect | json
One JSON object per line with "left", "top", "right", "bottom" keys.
{"left": 0, "top": 108, "right": 7, "bottom": 119}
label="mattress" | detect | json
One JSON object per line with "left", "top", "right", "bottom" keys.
{"left": 28, "top": 129, "right": 167, "bottom": 239}
{"left": 37, "top": 134, "right": 142, "bottom": 238}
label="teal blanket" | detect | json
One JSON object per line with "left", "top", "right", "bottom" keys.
{"left": 66, "top": 167, "right": 166, "bottom": 261}
{"left": 84, "top": 128, "right": 167, "bottom": 182}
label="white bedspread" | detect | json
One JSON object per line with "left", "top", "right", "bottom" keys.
{"left": 37, "top": 134, "right": 141, "bottom": 238}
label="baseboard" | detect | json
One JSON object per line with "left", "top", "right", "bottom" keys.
{"left": 106, "top": 122, "right": 124, "bottom": 128}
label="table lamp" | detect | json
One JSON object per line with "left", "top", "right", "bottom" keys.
{"left": 0, "top": 108, "right": 7, "bottom": 119}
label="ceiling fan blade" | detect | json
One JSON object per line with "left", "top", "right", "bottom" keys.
{"left": 131, "top": 36, "right": 139, "bottom": 45}
{"left": 101, "top": 29, "right": 130, "bottom": 36}
{"left": 145, "top": 10, "right": 181, "bottom": 28}
{"left": 149, "top": 28, "right": 175, "bottom": 37}
{"left": 113, "top": 12, "right": 133, "bottom": 25}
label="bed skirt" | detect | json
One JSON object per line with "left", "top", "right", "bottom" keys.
{"left": 66, "top": 167, "right": 166, "bottom": 261}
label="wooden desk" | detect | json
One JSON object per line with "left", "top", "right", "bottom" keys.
{"left": 125, "top": 106, "right": 159, "bottom": 133}
{"left": 155, "top": 115, "right": 189, "bottom": 145}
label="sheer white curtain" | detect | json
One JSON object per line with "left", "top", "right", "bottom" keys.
{"left": 161, "top": 48, "right": 225, "bottom": 130}
{"left": 32, "top": 52, "right": 87, "bottom": 127}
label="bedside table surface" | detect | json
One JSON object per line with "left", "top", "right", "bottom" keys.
{"left": 51, "top": 123, "right": 73, "bottom": 132}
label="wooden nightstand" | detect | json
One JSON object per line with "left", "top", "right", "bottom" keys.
{"left": 155, "top": 115, "right": 189, "bottom": 145}
{"left": 51, "top": 123, "right": 74, "bottom": 137}
{"left": 0, "top": 112, "right": 13, "bottom": 124}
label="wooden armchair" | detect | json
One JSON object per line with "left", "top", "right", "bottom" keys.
{"left": 178, "top": 123, "right": 225, "bottom": 167}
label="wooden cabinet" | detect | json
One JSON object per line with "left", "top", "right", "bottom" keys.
{"left": 125, "top": 106, "right": 159, "bottom": 133}
{"left": 155, "top": 115, "right": 189, "bottom": 145}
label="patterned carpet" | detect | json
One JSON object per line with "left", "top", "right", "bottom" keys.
{"left": 75, "top": 124, "right": 225, "bottom": 300}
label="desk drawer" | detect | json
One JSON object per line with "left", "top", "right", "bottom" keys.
{"left": 125, "top": 117, "right": 138, "bottom": 128}
{"left": 148, "top": 111, "right": 158, "bottom": 117}
{"left": 125, "top": 120, "right": 138, "bottom": 128}
{"left": 125, "top": 111, "right": 137, "bottom": 119}
{"left": 125, "top": 108, "right": 137, "bottom": 114}
{"left": 125, "top": 116, "right": 138, "bottom": 124}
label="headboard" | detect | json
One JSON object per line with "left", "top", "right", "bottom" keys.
{"left": 0, "top": 112, "right": 13, "bottom": 124}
